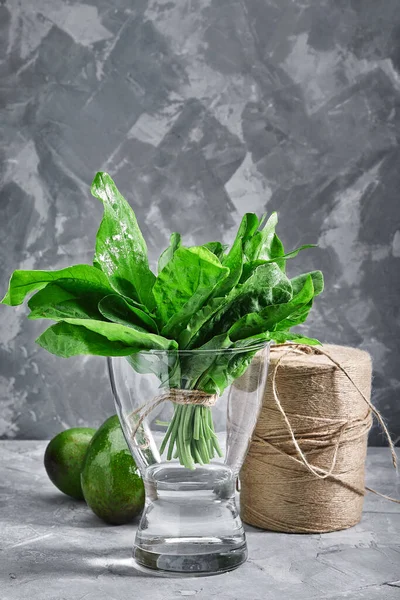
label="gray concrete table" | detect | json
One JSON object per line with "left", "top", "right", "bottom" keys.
{"left": 0, "top": 442, "right": 399, "bottom": 600}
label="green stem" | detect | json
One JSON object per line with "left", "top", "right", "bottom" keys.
{"left": 176, "top": 413, "right": 185, "bottom": 466}
{"left": 158, "top": 394, "right": 221, "bottom": 469}
{"left": 197, "top": 414, "right": 210, "bottom": 463}
{"left": 183, "top": 405, "right": 195, "bottom": 470}
{"left": 212, "top": 435, "right": 223, "bottom": 458}
{"left": 193, "top": 406, "right": 201, "bottom": 440}
{"left": 206, "top": 407, "right": 223, "bottom": 456}
{"left": 192, "top": 443, "right": 204, "bottom": 465}
{"left": 166, "top": 405, "right": 182, "bottom": 460}
{"left": 203, "top": 409, "right": 215, "bottom": 444}
{"left": 160, "top": 404, "right": 178, "bottom": 455}
{"left": 176, "top": 405, "right": 193, "bottom": 469}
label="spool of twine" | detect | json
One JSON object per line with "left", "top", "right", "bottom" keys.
{"left": 239, "top": 343, "right": 394, "bottom": 533}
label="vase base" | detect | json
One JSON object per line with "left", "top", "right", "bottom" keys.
{"left": 133, "top": 463, "right": 247, "bottom": 576}
{"left": 133, "top": 542, "right": 247, "bottom": 576}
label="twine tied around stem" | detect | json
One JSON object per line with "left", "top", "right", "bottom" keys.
{"left": 129, "top": 389, "right": 219, "bottom": 445}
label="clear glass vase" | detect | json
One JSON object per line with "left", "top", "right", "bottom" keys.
{"left": 108, "top": 344, "right": 269, "bottom": 576}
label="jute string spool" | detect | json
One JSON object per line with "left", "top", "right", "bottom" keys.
{"left": 239, "top": 344, "right": 398, "bottom": 533}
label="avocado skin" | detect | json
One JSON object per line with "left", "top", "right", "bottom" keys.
{"left": 80, "top": 415, "right": 145, "bottom": 525}
{"left": 44, "top": 428, "right": 96, "bottom": 500}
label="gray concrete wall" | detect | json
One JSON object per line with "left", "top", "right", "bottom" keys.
{"left": 0, "top": 0, "right": 399, "bottom": 445}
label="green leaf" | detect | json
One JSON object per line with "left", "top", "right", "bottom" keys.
{"left": 214, "top": 213, "right": 260, "bottom": 297}
{"left": 158, "top": 233, "right": 181, "bottom": 273}
{"left": 189, "top": 262, "right": 292, "bottom": 348}
{"left": 64, "top": 318, "right": 174, "bottom": 350}
{"left": 271, "top": 271, "right": 324, "bottom": 331}
{"left": 244, "top": 212, "right": 278, "bottom": 261}
{"left": 179, "top": 333, "right": 232, "bottom": 390}
{"left": 198, "top": 328, "right": 320, "bottom": 395}
{"left": 91, "top": 172, "right": 156, "bottom": 310}
{"left": 126, "top": 351, "right": 180, "bottom": 387}
{"left": 244, "top": 212, "right": 287, "bottom": 270}
{"left": 243, "top": 213, "right": 316, "bottom": 273}
{"left": 1, "top": 265, "right": 112, "bottom": 306}
{"left": 291, "top": 271, "right": 324, "bottom": 296}
{"left": 240, "top": 245, "right": 317, "bottom": 283}
{"left": 202, "top": 241, "right": 228, "bottom": 260}
{"left": 274, "top": 302, "right": 313, "bottom": 330}
{"left": 236, "top": 213, "right": 261, "bottom": 243}
{"left": 270, "top": 331, "right": 321, "bottom": 345}
{"left": 239, "top": 260, "right": 266, "bottom": 282}
{"left": 257, "top": 213, "right": 268, "bottom": 228}
{"left": 153, "top": 246, "right": 229, "bottom": 338}
{"left": 28, "top": 280, "right": 111, "bottom": 321}
{"left": 98, "top": 294, "right": 158, "bottom": 333}
{"left": 216, "top": 242, "right": 243, "bottom": 297}
{"left": 269, "top": 233, "right": 285, "bottom": 271}
{"left": 36, "top": 323, "right": 138, "bottom": 357}
{"left": 229, "top": 274, "right": 315, "bottom": 341}
{"left": 274, "top": 244, "right": 316, "bottom": 261}
{"left": 36, "top": 318, "right": 177, "bottom": 358}
{"left": 211, "top": 350, "right": 257, "bottom": 392}
{"left": 178, "top": 297, "right": 226, "bottom": 348}
{"left": 273, "top": 271, "right": 324, "bottom": 331}
{"left": 199, "top": 332, "right": 270, "bottom": 395}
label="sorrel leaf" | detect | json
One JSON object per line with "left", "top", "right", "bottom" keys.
{"left": 1, "top": 264, "right": 112, "bottom": 306}
{"left": 158, "top": 233, "right": 181, "bottom": 274}
{"left": 37, "top": 318, "right": 177, "bottom": 357}
{"left": 28, "top": 281, "right": 109, "bottom": 321}
{"left": 188, "top": 262, "right": 293, "bottom": 348}
{"left": 91, "top": 172, "right": 156, "bottom": 310}
{"left": 153, "top": 246, "right": 229, "bottom": 338}
{"left": 98, "top": 294, "right": 158, "bottom": 333}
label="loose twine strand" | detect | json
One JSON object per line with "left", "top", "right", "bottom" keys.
{"left": 241, "top": 343, "right": 400, "bottom": 533}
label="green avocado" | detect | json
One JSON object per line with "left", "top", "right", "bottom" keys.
{"left": 44, "top": 427, "right": 96, "bottom": 500}
{"left": 80, "top": 415, "right": 145, "bottom": 525}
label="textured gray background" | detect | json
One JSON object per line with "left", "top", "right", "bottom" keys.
{"left": 0, "top": 0, "right": 399, "bottom": 444}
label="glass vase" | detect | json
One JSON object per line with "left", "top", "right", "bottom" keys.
{"left": 108, "top": 344, "right": 269, "bottom": 576}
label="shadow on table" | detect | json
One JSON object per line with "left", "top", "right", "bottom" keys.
{"left": 8, "top": 545, "right": 153, "bottom": 579}
{"left": 11, "top": 491, "right": 241, "bottom": 580}
{"left": 22, "top": 490, "right": 142, "bottom": 529}
{"left": 7, "top": 491, "right": 158, "bottom": 578}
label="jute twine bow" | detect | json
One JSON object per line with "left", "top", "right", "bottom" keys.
{"left": 240, "top": 343, "right": 400, "bottom": 534}
{"left": 129, "top": 389, "right": 219, "bottom": 445}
